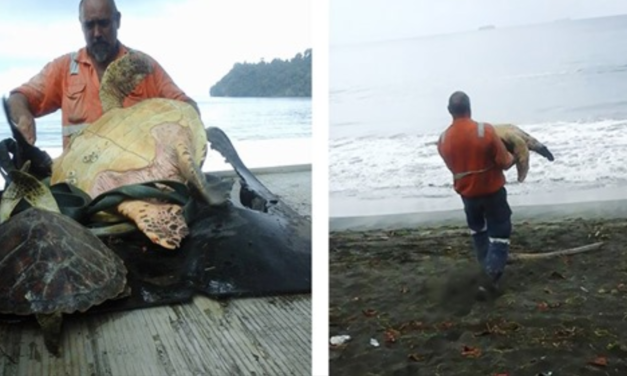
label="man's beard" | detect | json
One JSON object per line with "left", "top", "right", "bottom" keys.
{"left": 89, "top": 41, "right": 115, "bottom": 63}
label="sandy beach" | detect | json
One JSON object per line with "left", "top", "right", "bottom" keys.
{"left": 329, "top": 201, "right": 627, "bottom": 376}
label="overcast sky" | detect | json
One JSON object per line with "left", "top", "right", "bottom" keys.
{"left": 0, "top": 0, "right": 311, "bottom": 99}
{"left": 331, "top": 0, "right": 627, "bottom": 45}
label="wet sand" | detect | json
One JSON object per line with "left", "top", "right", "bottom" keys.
{"left": 329, "top": 213, "right": 627, "bottom": 375}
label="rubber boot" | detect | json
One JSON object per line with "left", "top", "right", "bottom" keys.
{"left": 484, "top": 240, "right": 510, "bottom": 285}
{"left": 471, "top": 231, "right": 489, "bottom": 268}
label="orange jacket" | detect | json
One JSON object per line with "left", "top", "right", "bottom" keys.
{"left": 10, "top": 43, "right": 193, "bottom": 149}
{"left": 437, "top": 117, "right": 514, "bottom": 198}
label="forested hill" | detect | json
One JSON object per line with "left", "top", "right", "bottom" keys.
{"left": 209, "top": 49, "right": 312, "bottom": 98}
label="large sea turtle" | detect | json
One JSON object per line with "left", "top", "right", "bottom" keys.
{"left": 50, "top": 50, "right": 231, "bottom": 249}
{"left": 0, "top": 161, "right": 128, "bottom": 356}
{"left": 429, "top": 123, "right": 554, "bottom": 182}
{"left": 492, "top": 123, "right": 554, "bottom": 183}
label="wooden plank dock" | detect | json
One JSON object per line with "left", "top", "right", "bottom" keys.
{"left": 0, "top": 169, "right": 312, "bottom": 376}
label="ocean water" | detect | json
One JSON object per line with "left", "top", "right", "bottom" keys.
{"left": 330, "top": 15, "right": 627, "bottom": 217}
{"left": 0, "top": 97, "right": 312, "bottom": 173}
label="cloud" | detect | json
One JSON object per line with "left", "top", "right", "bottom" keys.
{"left": 0, "top": 0, "right": 311, "bottom": 99}
{"left": 330, "top": 0, "right": 627, "bottom": 45}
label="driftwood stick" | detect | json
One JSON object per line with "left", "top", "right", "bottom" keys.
{"left": 507, "top": 242, "right": 604, "bottom": 263}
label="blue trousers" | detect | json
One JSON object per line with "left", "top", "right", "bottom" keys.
{"left": 461, "top": 187, "right": 512, "bottom": 284}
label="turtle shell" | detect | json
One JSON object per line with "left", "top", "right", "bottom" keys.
{"left": 50, "top": 98, "right": 208, "bottom": 198}
{"left": 493, "top": 124, "right": 531, "bottom": 183}
{"left": 0, "top": 207, "right": 127, "bottom": 316}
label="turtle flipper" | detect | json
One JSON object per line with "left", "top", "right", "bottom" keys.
{"left": 117, "top": 199, "right": 189, "bottom": 250}
{"left": 0, "top": 161, "right": 60, "bottom": 223}
{"left": 175, "top": 139, "right": 231, "bottom": 207}
{"left": 529, "top": 143, "right": 554, "bottom": 162}
{"left": 36, "top": 312, "right": 63, "bottom": 357}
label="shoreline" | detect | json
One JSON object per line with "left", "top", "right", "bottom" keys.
{"left": 330, "top": 195, "right": 627, "bottom": 232}
{"left": 211, "top": 163, "right": 311, "bottom": 177}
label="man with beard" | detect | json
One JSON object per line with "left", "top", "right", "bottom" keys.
{"left": 6, "top": 0, "right": 200, "bottom": 150}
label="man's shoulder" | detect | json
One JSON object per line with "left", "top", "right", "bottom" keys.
{"left": 476, "top": 121, "right": 498, "bottom": 139}
{"left": 437, "top": 125, "right": 452, "bottom": 143}
{"left": 44, "top": 50, "right": 76, "bottom": 68}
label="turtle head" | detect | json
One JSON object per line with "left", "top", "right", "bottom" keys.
{"left": 100, "top": 50, "right": 154, "bottom": 113}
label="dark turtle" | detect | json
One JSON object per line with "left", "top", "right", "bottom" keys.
{"left": 0, "top": 162, "right": 129, "bottom": 356}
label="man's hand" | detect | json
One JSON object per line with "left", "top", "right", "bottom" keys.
{"left": 7, "top": 93, "right": 37, "bottom": 145}
{"left": 17, "top": 115, "right": 36, "bottom": 145}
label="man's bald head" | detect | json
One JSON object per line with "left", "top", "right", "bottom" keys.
{"left": 448, "top": 91, "right": 471, "bottom": 118}
{"left": 79, "top": 0, "right": 118, "bottom": 19}
{"left": 78, "top": 0, "right": 121, "bottom": 65}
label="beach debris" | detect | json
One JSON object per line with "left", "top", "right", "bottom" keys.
{"left": 362, "top": 308, "right": 377, "bottom": 317}
{"left": 461, "top": 345, "right": 481, "bottom": 358}
{"left": 537, "top": 302, "right": 549, "bottom": 311}
{"left": 370, "top": 338, "right": 380, "bottom": 347}
{"left": 507, "top": 242, "right": 604, "bottom": 263}
{"left": 436, "top": 321, "right": 455, "bottom": 330}
{"left": 580, "top": 286, "right": 589, "bottom": 293}
{"left": 384, "top": 329, "right": 400, "bottom": 343}
{"left": 549, "top": 271, "right": 565, "bottom": 280}
{"left": 473, "top": 319, "right": 521, "bottom": 337}
{"left": 329, "top": 335, "right": 351, "bottom": 346}
{"left": 588, "top": 356, "right": 608, "bottom": 367}
{"left": 398, "top": 320, "right": 425, "bottom": 333}
{"left": 594, "top": 329, "right": 610, "bottom": 337}
{"left": 407, "top": 353, "right": 427, "bottom": 362}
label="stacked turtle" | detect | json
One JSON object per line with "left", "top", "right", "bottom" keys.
{"left": 50, "top": 50, "right": 232, "bottom": 249}
{"left": 0, "top": 161, "right": 129, "bottom": 356}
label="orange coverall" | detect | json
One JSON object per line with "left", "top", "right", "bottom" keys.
{"left": 437, "top": 118, "right": 514, "bottom": 198}
{"left": 10, "top": 43, "right": 194, "bottom": 149}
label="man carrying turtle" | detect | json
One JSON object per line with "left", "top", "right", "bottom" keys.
{"left": 6, "top": 0, "right": 199, "bottom": 150}
{"left": 437, "top": 91, "right": 516, "bottom": 299}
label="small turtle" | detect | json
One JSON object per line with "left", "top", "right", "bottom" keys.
{"left": 50, "top": 50, "right": 231, "bottom": 249}
{"left": 0, "top": 161, "right": 129, "bottom": 356}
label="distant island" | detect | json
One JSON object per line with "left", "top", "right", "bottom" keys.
{"left": 478, "top": 25, "right": 496, "bottom": 31}
{"left": 210, "top": 49, "right": 312, "bottom": 98}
